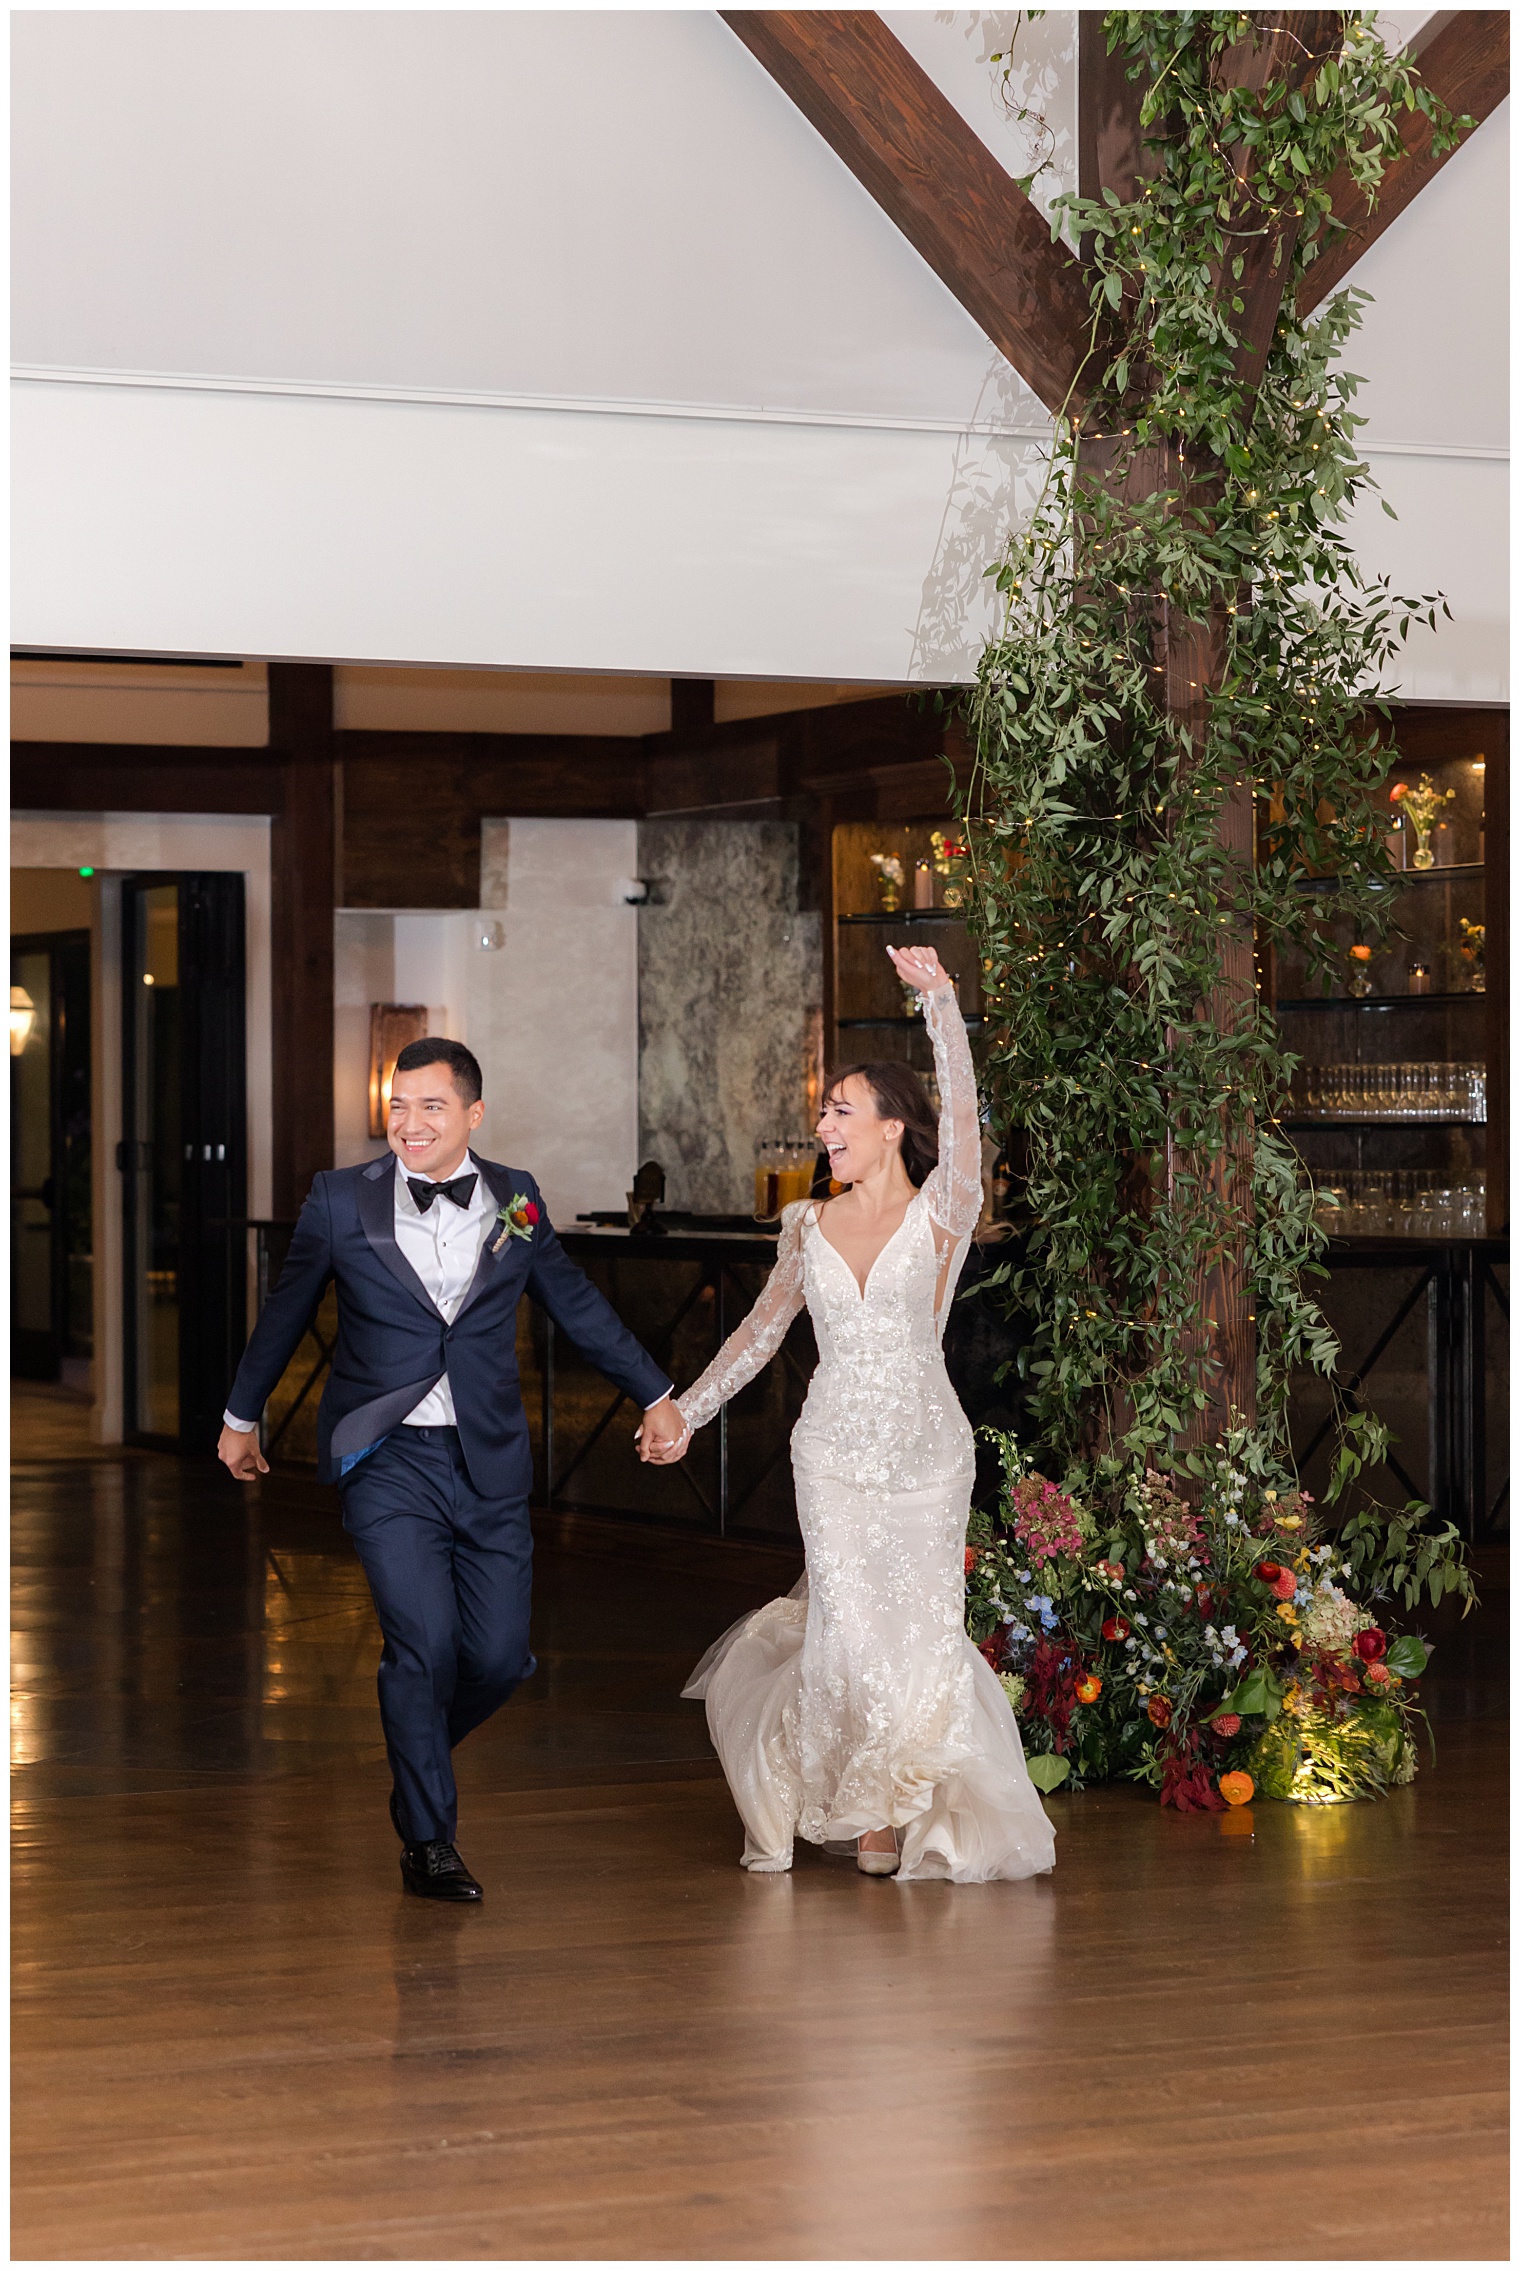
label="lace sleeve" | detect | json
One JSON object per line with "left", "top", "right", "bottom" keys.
{"left": 675, "top": 1202, "right": 808, "bottom": 1434}
{"left": 919, "top": 984, "right": 984, "bottom": 1238}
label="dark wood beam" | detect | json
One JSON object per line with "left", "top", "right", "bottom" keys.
{"left": 669, "top": 679, "right": 715, "bottom": 737}
{"left": 268, "top": 664, "right": 335, "bottom": 1217}
{"left": 10, "top": 745, "right": 283, "bottom": 814}
{"left": 721, "top": 10, "right": 1093, "bottom": 415}
{"left": 1299, "top": 10, "right": 1509, "bottom": 314}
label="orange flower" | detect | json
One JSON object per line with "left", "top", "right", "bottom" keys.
{"left": 1364, "top": 1661, "right": 1392, "bottom": 1685}
{"left": 1146, "top": 1694, "right": 1173, "bottom": 1729}
{"left": 1389, "top": 781, "right": 1407, "bottom": 802}
{"left": 1219, "top": 1771, "right": 1254, "bottom": 1807}
{"left": 1349, "top": 944, "right": 1373, "bottom": 963}
{"left": 1075, "top": 1673, "right": 1102, "bottom": 1704}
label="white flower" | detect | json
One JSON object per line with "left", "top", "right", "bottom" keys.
{"left": 1204, "top": 1625, "right": 1219, "bottom": 1643}
{"left": 1178, "top": 1587, "right": 1193, "bottom": 1603}
{"left": 1229, "top": 1644, "right": 1246, "bottom": 1666}
{"left": 1224, "top": 1510, "right": 1240, "bottom": 1527}
{"left": 1154, "top": 1626, "right": 1168, "bottom": 1640}
{"left": 1123, "top": 1588, "right": 1137, "bottom": 1602}
{"left": 1124, "top": 1636, "right": 1138, "bottom": 1651}
{"left": 1222, "top": 1624, "right": 1238, "bottom": 1646}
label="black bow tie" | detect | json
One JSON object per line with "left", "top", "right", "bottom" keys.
{"left": 407, "top": 1172, "right": 478, "bottom": 1213}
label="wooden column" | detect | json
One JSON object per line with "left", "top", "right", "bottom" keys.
{"left": 267, "top": 663, "right": 336, "bottom": 1219}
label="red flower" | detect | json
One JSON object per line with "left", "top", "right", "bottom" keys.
{"left": 964, "top": 1547, "right": 978, "bottom": 1574}
{"left": 1160, "top": 1757, "right": 1225, "bottom": 1813}
{"left": 1210, "top": 1712, "right": 1241, "bottom": 1738}
{"left": 1074, "top": 1673, "right": 1102, "bottom": 1705}
{"left": 1101, "top": 1615, "right": 1131, "bottom": 1643}
{"left": 1353, "top": 1626, "right": 1387, "bottom": 1662}
{"left": 1364, "top": 1661, "right": 1392, "bottom": 1686}
{"left": 1146, "top": 1694, "right": 1173, "bottom": 1729}
{"left": 1389, "top": 781, "right": 1407, "bottom": 802}
{"left": 522, "top": 1200, "right": 539, "bottom": 1223}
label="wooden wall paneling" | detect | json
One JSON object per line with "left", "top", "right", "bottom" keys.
{"left": 267, "top": 664, "right": 336, "bottom": 1217}
{"left": 336, "top": 731, "right": 649, "bottom": 906}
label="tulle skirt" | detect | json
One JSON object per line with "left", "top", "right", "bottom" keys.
{"left": 683, "top": 1466, "right": 1056, "bottom": 1884}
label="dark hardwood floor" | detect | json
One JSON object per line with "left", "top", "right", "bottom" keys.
{"left": 10, "top": 1386, "right": 1509, "bottom": 2261}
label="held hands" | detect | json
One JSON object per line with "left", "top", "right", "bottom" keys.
{"left": 886, "top": 943, "right": 954, "bottom": 995}
{"left": 636, "top": 1394, "right": 691, "bottom": 1465}
{"left": 217, "top": 1423, "right": 270, "bottom": 1482}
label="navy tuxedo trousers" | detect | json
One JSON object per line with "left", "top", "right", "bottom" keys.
{"left": 340, "top": 1424, "right": 535, "bottom": 1845}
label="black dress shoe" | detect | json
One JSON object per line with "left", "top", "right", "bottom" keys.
{"left": 400, "top": 1839, "right": 484, "bottom": 1902}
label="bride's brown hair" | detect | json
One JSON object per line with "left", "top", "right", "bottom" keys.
{"left": 820, "top": 1061, "right": 939, "bottom": 1189}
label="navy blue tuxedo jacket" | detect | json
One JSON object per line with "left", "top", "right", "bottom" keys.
{"left": 225, "top": 1156, "right": 671, "bottom": 1495}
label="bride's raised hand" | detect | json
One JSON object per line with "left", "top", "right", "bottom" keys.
{"left": 887, "top": 942, "right": 953, "bottom": 994}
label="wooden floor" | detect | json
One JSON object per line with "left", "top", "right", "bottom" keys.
{"left": 11, "top": 1385, "right": 1510, "bottom": 2262}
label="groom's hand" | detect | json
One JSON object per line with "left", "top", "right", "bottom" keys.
{"left": 636, "top": 1395, "right": 689, "bottom": 1465}
{"left": 218, "top": 1423, "right": 270, "bottom": 1481}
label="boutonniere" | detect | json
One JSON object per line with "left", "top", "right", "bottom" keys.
{"left": 491, "top": 1192, "right": 539, "bottom": 1254}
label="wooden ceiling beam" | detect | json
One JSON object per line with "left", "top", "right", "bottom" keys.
{"left": 721, "top": 10, "right": 1094, "bottom": 416}
{"left": 1299, "top": 9, "right": 1509, "bottom": 314}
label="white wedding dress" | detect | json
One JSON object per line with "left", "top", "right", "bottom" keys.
{"left": 677, "top": 984, "right": 1056, "bottom": 1883}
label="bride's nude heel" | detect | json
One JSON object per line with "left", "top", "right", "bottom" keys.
{"left": 856, "top": 1829, "right": 901, "bottom": 1876}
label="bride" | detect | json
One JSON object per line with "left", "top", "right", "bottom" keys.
{"left": 640, "top": 944, "right": 1056, "bottom": 1884}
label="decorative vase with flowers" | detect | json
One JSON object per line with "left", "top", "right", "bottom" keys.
{"left": 868, "top": 851, "right": 905, "bottom": 914}
{"left": 1458, "top": 918, "right": 1485, "bottom": 993}
{"left": 1347, "top": 943, "right": 1374, "bottom": 998}
{"left": 1389, "top": 773, "right": 1456, "bottom": 869}
{"left": 930, "top": 829, "right": 971, "bottom": 909}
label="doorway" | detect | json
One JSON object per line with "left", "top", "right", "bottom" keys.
{"left": 10, "top": 930, "right": 92, "bottom": 1385}
{"left": 120, "top": 874, "right": 248, "bottom": 1453}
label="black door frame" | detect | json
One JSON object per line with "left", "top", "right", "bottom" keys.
{"left": 120, "top": 873, "right": 248, "bottom": 1454}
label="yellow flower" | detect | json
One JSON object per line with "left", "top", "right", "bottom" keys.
{"left": 1277, "top": 1604, "right": 1298, "bottom": 1625}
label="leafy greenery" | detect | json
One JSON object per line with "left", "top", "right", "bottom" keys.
{"left": 955, "top": 12, "right": 1470, "bottom": 1524}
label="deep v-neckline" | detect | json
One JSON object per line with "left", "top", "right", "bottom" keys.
{"left": 811, "top": 1190, "right": 920, "bottom": 1301}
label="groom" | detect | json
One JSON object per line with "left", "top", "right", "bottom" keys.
{"left": 218, "top": 1037, "right": 684, "bottom": 1901}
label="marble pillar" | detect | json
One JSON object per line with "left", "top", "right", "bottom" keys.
{"left": 636, "top": 819, "right": 823, "bottom": 1214}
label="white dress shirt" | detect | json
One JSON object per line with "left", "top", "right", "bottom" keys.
{"left": 392, "top": 1150, "right": 497, "bottom": 1425}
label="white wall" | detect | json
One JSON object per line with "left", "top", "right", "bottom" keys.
{"left": 9, "top": 11, "right": 1506, "bottom": 696}
{"left": 8, "top": 813, "right": 274, "bottom": 1443}
{"left": 334, "top": 819, "right": 640, "bottom": 1225}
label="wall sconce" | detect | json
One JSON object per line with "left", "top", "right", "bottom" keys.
{"left": 476, "top": 919, "right": 505, "bottom": 951}
{"left": 368, "top": 1003, "right": 428, "bottom": 1136}
{"left": 10, "top": 986, "right": 37, "bottom": 1057}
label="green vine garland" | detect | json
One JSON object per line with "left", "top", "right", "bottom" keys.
{"left": 958, "top": 13, "right": 1471, "bottom": 1531}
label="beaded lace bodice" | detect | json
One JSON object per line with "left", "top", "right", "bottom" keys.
{"left": 676, "top": 985, "right": 983, "bottom": 1484}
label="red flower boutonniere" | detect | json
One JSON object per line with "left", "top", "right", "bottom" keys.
{"left": 491, "top": 1192, "right": 539, "bottom": 1255}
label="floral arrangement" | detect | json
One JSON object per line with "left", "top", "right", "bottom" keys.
{"left": 965, "top": 1430, "right": 1470, "bottom": 1810}
{"left": 868, "top": 852, "right": 905, "bottom": 913}
{"left": 929, "top": 829, "right": 971, "bottom": 909}
{"left": 1457, "top": 918, "right": 1485, "bottom": 992}
{"left": 1388, "top": 773, "right": 1456, "bottom": 869}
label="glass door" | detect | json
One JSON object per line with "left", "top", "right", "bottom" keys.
{"left": 121, "top": 875, "right": 246, "bottom": 1451}
{"left": 10, "top": 931, "right": 92, "bottom": 1384}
